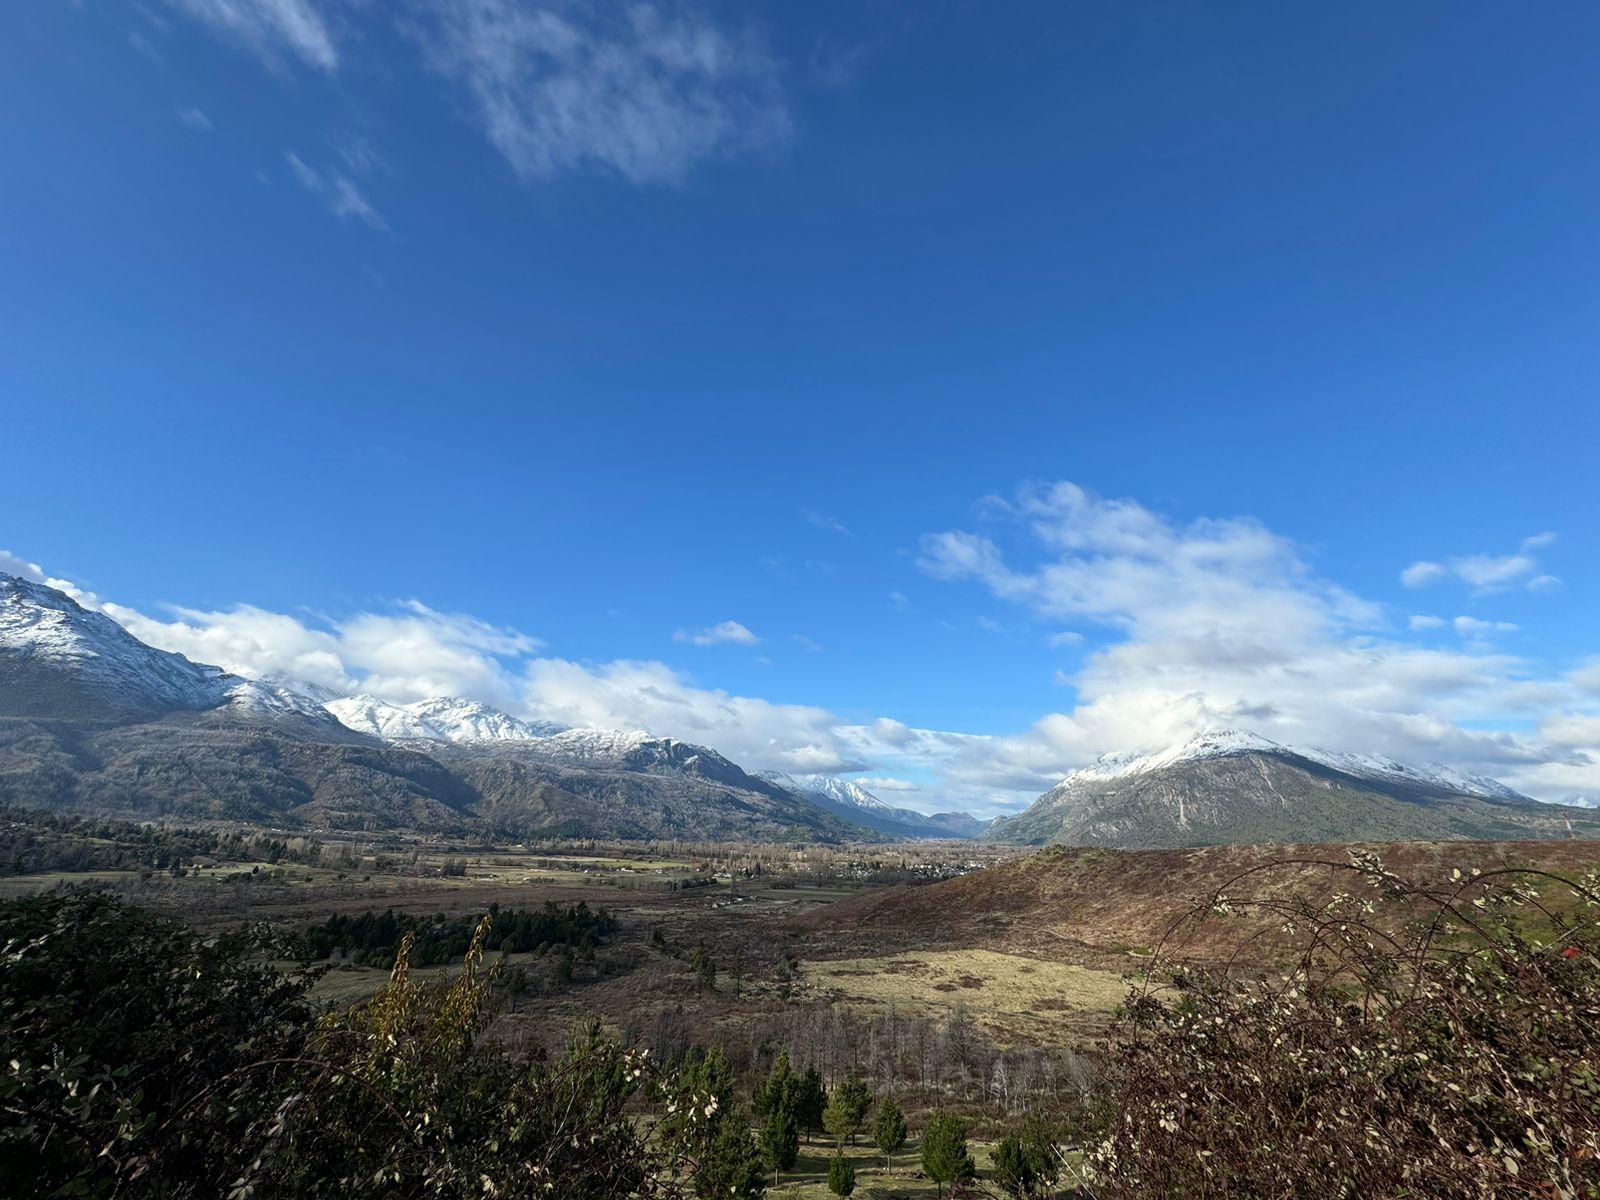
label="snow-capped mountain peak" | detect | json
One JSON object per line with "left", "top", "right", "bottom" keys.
{"left": 1, "top": 573, "right": 334, "bottom": 725}
{"left": 759, "top": 771, "right": 898, "bottom": 816}
{"left": 323, "top": 694, "right": 567, "bottom": 744}
{"left": 1059, "top": 727, "right": 1529, "bottom": 802}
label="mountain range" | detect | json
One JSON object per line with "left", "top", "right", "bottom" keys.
{"left": 325, "top": 694, "right": 569, "bottom": 743}
{"left": 2, "top": 572, "right": 1591, "bottom": 848}
{"left": 758, "top": 771, "right": 992, "bottom": 839}
{"left": 0, "top": 575, "right": 921, "bottom": 841}
{"left": 986, "top": 728, "right": 1596, "bottom": 847}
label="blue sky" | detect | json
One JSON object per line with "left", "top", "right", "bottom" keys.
{"left": 3, "top": 2, "right": 1598, "bottom": 811}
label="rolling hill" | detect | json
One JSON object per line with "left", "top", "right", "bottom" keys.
{"left": 803, "top": 838, "right": 1600, "bottom": 967}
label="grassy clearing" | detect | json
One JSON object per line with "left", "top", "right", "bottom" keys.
{"left": 800, "top": 948, "right": 1131, "bottom": 1043}
{"left": 762, "top": 1139, "right": 1014, "bottom": 1199}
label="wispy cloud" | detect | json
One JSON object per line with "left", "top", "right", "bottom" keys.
{"left": 178, "top": 107, "right": 214, "bottom": 132}
{"left": 284, "top": 151, "right": 389, "bottom": 232}
{"left": 1410, "top": 614, "right": 1518, "bottom": 636}
{"left": 1402, "top": 533, "right": 1559, "bottom": 594}
{"left": 674, "top": 619, "right": 759, "bottom": 646}
{"left": 408, "top": 0, "right": 790, "bottom": 184}
{"left": 854, "top": 775, "right": 917, "bottom": 792}
{"left": 803, "top": 508, "right": 853, "bottom": 537}
{"left": 164, "top": 0, "right": 337, "bottom": 71}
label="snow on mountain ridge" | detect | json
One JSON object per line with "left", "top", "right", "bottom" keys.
{"left": 1059, "top": 728, "right": 1529, "bottom": 801}
{"left": 324, "top": 694, "right": 567, "bottom": 743}
{"left": 804, "top": 774, "right": 899, "bottom": 815}
{"left": 1, "top": 573, "right": 333, "bottom": 724}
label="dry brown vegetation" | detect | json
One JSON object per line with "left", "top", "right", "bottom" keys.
{"left": 803, "top": 839, "right": 1600, "bottom": 968}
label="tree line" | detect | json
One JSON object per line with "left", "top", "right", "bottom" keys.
{"left": 297, "top": 900, "right": 617, "bottom": 966}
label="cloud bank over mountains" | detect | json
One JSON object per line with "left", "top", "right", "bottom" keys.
{"left": 5, "top": 480, "right": 1597, "bottom": 813}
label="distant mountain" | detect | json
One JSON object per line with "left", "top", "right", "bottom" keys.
{"left": 918, "top": 811, "right": 996, "bottom": 839}
{"left": 433, "top": 733, "right": 871, "bottom": 843}
{"left": 326, "top": 694, "right": 567, "bottom": 743}
{"left": 758, "top": 770, "right": 993, "bottom": 840}
{"left": 988, "top": 729, "right": 1595, "bottom": 848}
{"left": 0, "top": 573, "right": 880, "bottom": 842}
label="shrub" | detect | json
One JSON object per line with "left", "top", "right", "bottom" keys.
{"left": 0, "top": 890, "right": 759, "bottom": 1199}
{"left": 0, "top": 890, "right": 316, "bottom": 1199}
{"left": 1086, "top": 852, "right": 1600, "bottom": 1199}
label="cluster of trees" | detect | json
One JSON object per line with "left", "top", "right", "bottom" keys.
{"left": 296, "top": 900, "right": 617, "bottom": 966}
{"left": 741, "top": 1049, "right": 1049, "bottom": 1198}
{"left": 675, "top": 1001, "right": 1093, "bottom": 1118}
{"left": 0, "top": 804, "right": 397, "bottom": 875}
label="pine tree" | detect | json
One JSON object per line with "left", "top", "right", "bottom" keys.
{"left": 693, "top": 1103, "right": 766, "bottom": 1200}
{"left": 992, "top": 1133, "right": 1036, "bottom": 1198}
{"left": 795, "top": 1065, "right": 827, "bottom": 1143}
{"left": 1018, "top": 1112, "right": 1060, "bottom": 1192}
{"left": 752, "top": 1050, "right": 793, "bottom": 1120}
{"left": 827, "top": 1151, "right": 857, "bottom": 1197}
{"left": 921, "top": 1112, "right": 974, "bottom": 1198}
{"left": 662, "top": 1048, "right": 737, "bottom": 1148}
{"left": 692, "top": 946, "right": 716, "bottom": 991}
{"left": 822, "top": 1088, "right": 854, "bottom": 1148}
{"left": 760, "top": 1095, "right": 800, "bottom": 1184}
{"left": 836, "top": 1069, "right": 873, "bottom": 1145}
{"left": 873, "top": 1095, "right": 907, "bottom": 1171}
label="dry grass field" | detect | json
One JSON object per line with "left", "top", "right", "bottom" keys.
{"left": 799, "top": 948, "right": 1131, "bottom": 1044}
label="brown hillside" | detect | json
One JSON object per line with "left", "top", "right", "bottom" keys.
{"left": 798, "top": 839, "right": 1600, "bottom": 969}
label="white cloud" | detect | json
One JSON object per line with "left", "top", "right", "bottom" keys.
{"left": 674, "top": 620, "right": 759, "bottom": 647}
{"left": 854, "top": 775, "right": 917, "bottom": 792}
{"left": 791, "top": 634, "right": 822, "bottom": 652}
{"left": 178, "top": 107, "right": 214, "bottom": 132}
{"left": 408, "top": 0, "right": 790, "bottom": 184}
{"left": 284, "top": 151, "right": 388, "bottom": 231}
{"left": 0, "top": 550, "right": 108, "bottom": 609}
{"left": 1410, "top": 614, "right": 1517, "bottom": 637}
{"left": 917, "top": 531, "right": 1016, "bottom": 590}
{"left": 918, "top": 482, "right": 1600, "bottom": 804}
{"left": 1401, "top": 533, "right": 1559, "bottom": 593}
{"left": 0, "top": 555, "right": 537, "bottom": 709}
{"left": 1571, "top": 659, "right": 1600, "bottom": 694}
{"left": 165, "top": 0, "right": 337, "bottom": 71}
{"left": 803, "top": 509, "right": 853, "bottom": 537}
{"left": 1401, "top": 561, "right": 1450, "bottom": 588}
{"left": 11, "top": 490, "right": 1600, "bottom": 816}
{"left": 1451, "top": 616, "right": 1517, "bottom": 637}
{"left": 1047, "top": 631, "right": 1083, "bottom": 648}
